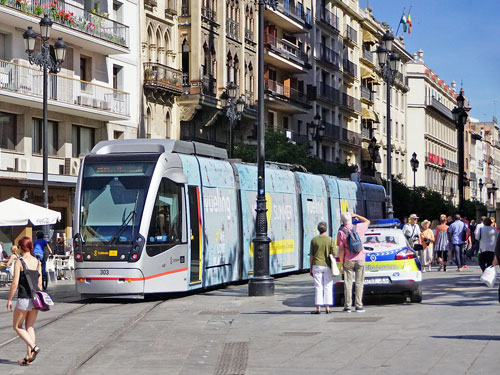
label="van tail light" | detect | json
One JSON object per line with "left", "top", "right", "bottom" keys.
{"left": 395, "top": 249, "right": 416, "bottom": 260}
{"left": 75, "top": 253, "right": 83, "bottom": 262}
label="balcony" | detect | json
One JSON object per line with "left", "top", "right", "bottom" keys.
{"left": 426, "top": 96, "right": 453, "bottom": 120}
{"left": 226, "top": 19, "right": 239, "bottom": 40}
{"left": 316, "top": 44, "right": 340, "bottom": 70}
{"left": 341, "top": 91, "right": 361, "bottom": 113}
{"left": 202, "top": 75, "right": 216, "bottom": 96}
{"left": 321, "top": 121, "right": 361, "bottom": 147}
{"left": 265, "top": 78, "right": 310, "bottom": 113}
{"left": 317, "top": 83, "right": 340, "bottom": 105}
{"left": 143, "top": 62, "right": 183, "bottom": 95}
{"left": 345, "top": 25, "right": 357, "bottom": 45}
{"left": 201, "top": 6, "right": 217, "bottom": 22}
{"left": 245, "top": 28, "right": 255, "bottom": 42}
{"left": 317, "top": 8, "right": 340, "bottom": 33}
{"left": 244, "top": 91, "right": 256, "bottom": 109}
{"left": 361, "top": 127, "right": 371, "bottom": 139}
{"left": 265, "top": 0, "right": 310, "bottom": 34}
{"left": 284, "top": 129, "right": 309, "bottom": 145}
{"left": 362, "top": 47, "right": 373, "bottom": 64}
{"left": 341, "top": 127, "right": 362, "bottom": 146}
{"left": 1, "top": 0, "right": 129, "bottom": 54}
{"left": 264, "top": 32, "right": 309, "bottom": 72}
{"left": 361, "top": 86, "right": 373, "bottom": 102}
{"left": 181, "top": 3, "right": 189, "bottom": 16}
{"left": 0, "top": 59, "right": 129, "bottom": 120}
{"left": 343, "top": 59, "right": 357, "bottom": 79}
{"left": 144, "top": 0, "right": 157, "bottom": 8}
{"left": 322, "top": 121, "right": 340, "bottom": 140}
{"left": 165, "top": 0, "right": 177, "bottom": 16}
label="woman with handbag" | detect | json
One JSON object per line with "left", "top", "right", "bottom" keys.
{"left": 420, "top": 220, "right": 435, "bottom": 272}
{"left": 309, "top": 221, "right": 337, "bottom": 314}
{"left": 6, "top": 237, "right": 41, "bottom": 366}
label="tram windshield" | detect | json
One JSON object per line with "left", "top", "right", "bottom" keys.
{"left": 80, "top": 161, "right": 156, "bottom": 245}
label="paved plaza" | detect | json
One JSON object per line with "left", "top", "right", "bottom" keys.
{"left": 0, "top": 264, "right": 499, "bottom": 375}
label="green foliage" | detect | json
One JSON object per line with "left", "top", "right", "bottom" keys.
{"left": 232, "top": 130, "right": 356, "bottom": 178}
{"left": 392, "top": 177, "right": 487, "bottom": 221}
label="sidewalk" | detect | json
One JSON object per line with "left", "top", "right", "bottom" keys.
{"left": 0, "top": 264, "right": 499, "bottom": 374}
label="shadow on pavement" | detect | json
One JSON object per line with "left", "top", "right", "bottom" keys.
{"left": 431, "top": 335, "right": 500, "bottom": 341}
{"left": 0, "top": 359, "right": 20, "bottom": 365}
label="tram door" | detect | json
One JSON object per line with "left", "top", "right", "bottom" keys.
{"left": 188, "top": 186, "right": 202, "bottom": 284}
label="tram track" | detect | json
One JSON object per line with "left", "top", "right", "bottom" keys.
{"left": 66, "top": 300, "right": 166, "bottom": 374}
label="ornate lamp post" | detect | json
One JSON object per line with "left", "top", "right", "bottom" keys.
{"left": 376, "top": 30, "right": 400, "bottom": 218}
{"left": 451, "top": 89, "right": 469, "bottom": 215}
{"left": 220, "top": 82, "right": 245, "bottom": 158}
{"left": 23, "top": 15, "right": 66, "bottom": 238}
{"left": 308, "top": 113, "right": 324, "bottom": 158}
{"left": 410, "top": 152, "right": 419, "bottom": 189}
{"left": 249, "top": 0, "right": 278, "bottom": 297}
{"left": 440, "top": 163, "right": 448, "bottom": 197}
{"left": 479, "top": 178, "right": 484, "bottom": 203}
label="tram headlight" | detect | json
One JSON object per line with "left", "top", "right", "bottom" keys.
{"left": 75, "top": 253, "right": 82, "bottom": 261}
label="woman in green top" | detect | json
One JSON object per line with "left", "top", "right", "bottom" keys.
{"left": 309, "top": 221, "right": 337, "bottom": 314}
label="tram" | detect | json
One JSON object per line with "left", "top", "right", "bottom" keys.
{"left": 73, "top": 139, "right": 386, "bottom": 298}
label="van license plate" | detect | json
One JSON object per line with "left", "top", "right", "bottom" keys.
{"left": 364, "top": 277, "right": 390, "bottom": 285}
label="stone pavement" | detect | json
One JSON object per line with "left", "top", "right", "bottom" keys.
{"left": 0, "top": 264, "right": 499, "bottom": 375}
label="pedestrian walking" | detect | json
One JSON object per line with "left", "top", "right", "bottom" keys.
{"left": 402, "top": 214, "right": 421, "bottom": 249}
{"left": 491, "top": 217, "right": 499, "bottom": 232}
{"left": 434, "top": 215, "right": 450, "bottom": 271}
{"left": 476, "top": 217, "right": 498, "bottom": 272}
{"left": 448, "top": 214, "right": 468, "bottom": 271}
{"left": 337, "top": 212, "right": 370, "bottom": 313}
{"left": 309, "top": 222, "right": 337, "bottom": 314}
{"left": 420, "top": 220, "right": 435, "bottom": 272}
{"left": 431, "top": 219, "right": 440, "bottom": 265}
{"left": 33, "top": 232, "right": 52, "bottom": 290}
{"left": 6, "top": 237, "right": 41, "bottom": 366}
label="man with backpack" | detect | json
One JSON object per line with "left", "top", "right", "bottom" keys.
{"left": 337, "top": 212, "right": 370, "bottom": 313}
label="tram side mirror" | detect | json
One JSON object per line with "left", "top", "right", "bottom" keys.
{"left": 413, "top": 244, "right": 423, "bottom": 251}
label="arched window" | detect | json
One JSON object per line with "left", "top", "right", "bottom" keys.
{"left": 233, "top": 54, "right": 239, "bottom": 87}
{"left": 165, "top": 112, "right": 171, "bottom": 139}
{"left": 147, "top": 26, "right": 154, "bottom": 62}
{"left": 182, "top": 39, "right": 190, "bottom": 85}
{"left": 146, "top": 107, "right": 152, "bottom": 139}
{"left": 226, "top": 52, "right": 232, "bottom": 82}
{"left": 155, "top": 29, "right": 162, "bottom": 62}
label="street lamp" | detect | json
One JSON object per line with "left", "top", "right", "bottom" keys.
{"left": 451, "top": 88, "right": 469, "bottom": 215}
{"left": 220, "top": 82, "right": 245, "bottom": 158}
{"left": 249, "top": 0, "right": 278, "bottom": 297}
{"left": 479, "top": 178, "right": 484, "bottom": 202}
{"left": 367, "top": 137, "right": 381, "bottom": 175}
{"left": 440, "top": 163, "right": 448, "bottom": 197}
{"left": 308, "top": 113, "right": 325, "bottom": 158}
{"left": 410, "top": 152, "right": 419, "bottom": 189}
{"left": 23, "top": 15, "right": 66, "bottom": 238}
{"left": 377, "top": 29, "right": 400, "bottom": 218}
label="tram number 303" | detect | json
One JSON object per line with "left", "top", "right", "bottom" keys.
{"left": 100, "top": 269, "right": 110, "bottom": 275}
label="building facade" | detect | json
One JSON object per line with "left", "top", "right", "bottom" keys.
{"left": 406, "top": 50, "right": 462, "bottom": 204}
{"left": 0, "top": 0, "right": 140, "bottom": 247}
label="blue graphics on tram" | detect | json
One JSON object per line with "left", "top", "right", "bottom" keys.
{"left": 73, "top": 140, "right": 386, "bottom": 297}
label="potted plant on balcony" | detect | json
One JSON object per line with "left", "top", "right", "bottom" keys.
{"left": 144, "top": 68, "right": 154, "bottom": 80}
{"left": 1, "top": 0, "right": 8, "bottom": 6}
{"left": 33, "top": 1, "right": 43, "bottom": 15}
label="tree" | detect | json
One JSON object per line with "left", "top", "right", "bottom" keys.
{"left": 233, "top": 130, "right": 356, "bottom": 177}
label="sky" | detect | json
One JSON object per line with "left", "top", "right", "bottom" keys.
{"left": 368, "top": 0, "right": 500, "bottom": 122}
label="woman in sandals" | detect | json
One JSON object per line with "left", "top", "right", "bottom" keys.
{"left": 6, "top": 237, "right": 41, "bottom": 366}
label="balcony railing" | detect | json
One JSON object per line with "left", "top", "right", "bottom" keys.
{"left": 182, "top": 73, "right": 189, "bottom": 86}
{"left": 202, "top": 75, "right": 216, "bottom": 96}
{"left": 317, "top": 83, "right": 340, "bottom": 105}
{"left": 143, "top": 62, "right": 183, "bottom": 94}
{"left": 226, "top": 19, "right": 239, "bottom": 39}
{"left": 265, "top": 78, "right": 308, "bottom": 105}
{"left": 317, "top": 44, "right": 340, "bottom": 70}
{"left": 361, "top": 127, "right": 371, "bottom": 139}
{"left": 244, "top": 90, "right": 256, "bottom": 108}
{"left": 342, "top": 127, "right": 362, "bottom": 146}
{"left": 1, "top": 0, "right": 129, "bottom": 47}
{"left": 362, "top": 47, "right": 373, "bottom": 63}
{"left": 361, "top": 86, "right": 373, "bottom": 102}
{"left": 318, "top": 8, "right": 339, "bottom": 32}
{"left": 341, "top": 91, "right": 361, "bottom": 113}
{"left": 0, "top": 59, "right": 129, "bottom": 116}
{"left": 395, "top": 71, "right": 405, "bottom": 85}
{"left": 165, "top": 0, "right": 177, "bottom": 15}
{"left": 426, "top": 96, "right": 453, "bottom": 120}
{"left": 264, "top": 32, "right": 309, "bottom": 65}
{"left": 322, "top": 121, "right": 340, "bottom": 140}
{"left": 181, "top": 2, "right": 189, "bottom": 16}
{"left": 277, "top": 0, "right": 310, "bottom": 26}
{"left": 345, "top": 25, "right": 357, "bottom": 44}
{"left": 144, "top": 0, "right": 157, "bottom": 8}
{"left": 343, "top": 59, "right": 357, "bottom": 78}
{"left": 201, "top": 6, "right": 217, "bottom": 22}
{"left": 245, "top": 28, "right": 254, "bottom": 41}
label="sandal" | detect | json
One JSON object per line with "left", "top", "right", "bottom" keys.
{"left": 310, "top": 310, "right": 320, "bottom": 314}
{"left": 29, "top": 346, "right": 40, "bottom": 363}
{"left": 18, "top": 357, "right": 31, "bottom": 366}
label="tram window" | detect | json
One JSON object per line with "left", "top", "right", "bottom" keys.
{"left": 147, "top": 178, "right": 183, "bottom": 256}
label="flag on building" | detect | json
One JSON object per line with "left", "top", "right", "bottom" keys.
{"left": 399, "top": 12, "right": 407, "bottom": 32}
{"left": 407, "top": 13, "right": 412, "bottom": 33}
